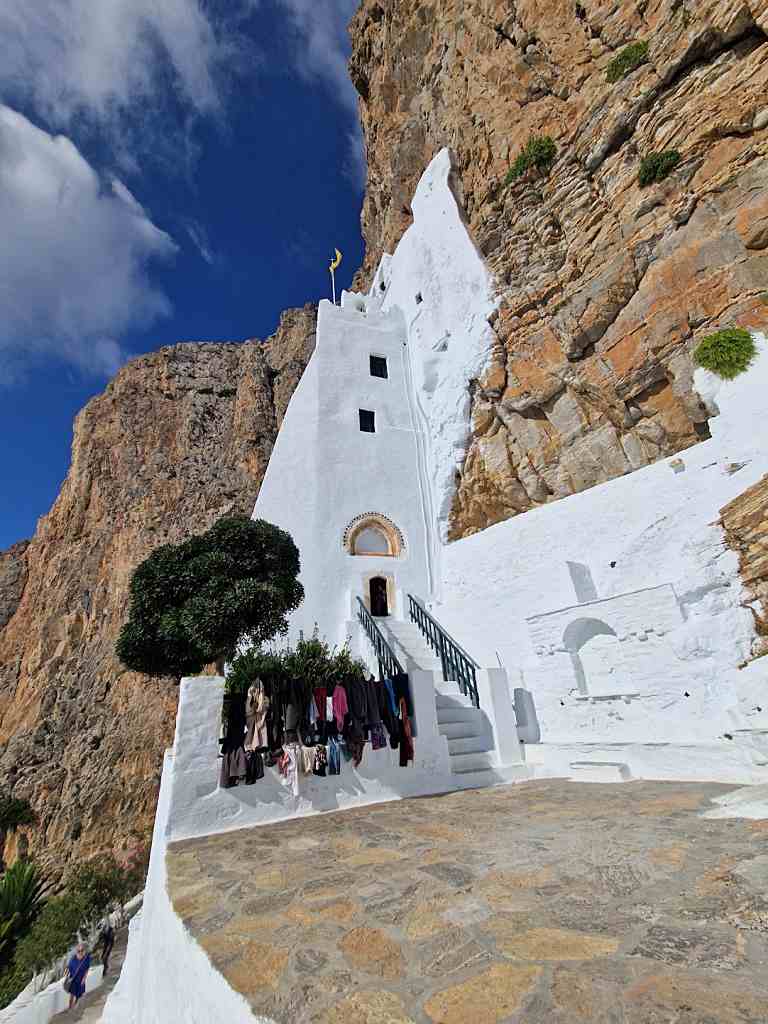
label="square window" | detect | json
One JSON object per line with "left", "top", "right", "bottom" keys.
{"left": 359, "top": 409, "right": 376, "bottom": 433}
{"left": 370, "top": 355, "right": 388, "bottom": 379}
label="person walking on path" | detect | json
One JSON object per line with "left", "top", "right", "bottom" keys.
{"left": 65, "top": 944, "right": 90, "bottom": 1010}
{"left": 96, "top": 921, "right": 115, "bottom": 976}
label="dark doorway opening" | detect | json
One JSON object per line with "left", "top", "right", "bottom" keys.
{"left": 370, "top": 576, "right": 389, "bottom": 617}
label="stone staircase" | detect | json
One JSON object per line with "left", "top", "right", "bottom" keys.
{"left": 382, "top": 619, "right": 496, "bottom": 785}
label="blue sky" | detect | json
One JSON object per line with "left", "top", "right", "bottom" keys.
{"left": 0, "top": 0, "right": 364, "bottom": 549}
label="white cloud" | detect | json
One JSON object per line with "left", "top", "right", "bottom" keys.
{"left": 185, "top": 219, "right": 216, "bottom": 265}
{"left": 0, "top": 0, "right": 227, "bottom": 128}
{"left": 0, "top": 105, "right": 177, "bottom": 381}
{"left": 276, "top": 0, "right": 360, "bottom": 114}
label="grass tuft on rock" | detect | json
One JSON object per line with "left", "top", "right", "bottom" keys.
{"left": 505, "top": 135, "right": 557, "bottom": 184}
{"left": 606, "top": 40, "right": 649, "bottom": 83}
{"left": 693, "top": 328, "right": 756, "bottom": 380}
{"left": 638, "top": 150, "right": 681, "bottom": 187}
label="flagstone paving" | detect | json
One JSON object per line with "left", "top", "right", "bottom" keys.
{"left": 167, "top": 780, "right": 768, "bottom": 1023}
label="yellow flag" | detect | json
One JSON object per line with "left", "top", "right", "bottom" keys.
{"left": 329, "top": 248, "right": 342, "bottom": 272}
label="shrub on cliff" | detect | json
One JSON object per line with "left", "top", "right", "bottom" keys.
{"left": 505, "top": 135, "right": 557, "bottom": 183}
{"left": 116, "top": 515, "right": 304, "bottom": 680}
{"left": 0, "top": 796, "right": 34, "bottom": 836}
{"left": 638, "top": 150, "right": 681, "bottom": 187}
{"left": 606, "top": 40, "right": 649, "bottom": 83}
{"left": 693, "top": 328, "right": 756, "bottom": 380}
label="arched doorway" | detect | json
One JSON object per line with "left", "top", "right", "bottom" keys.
{"left": 370, "top": 576, "right": 389, "bottom": 617}
{"left": 562, "top": 617, "right": 618, "bottom": 695}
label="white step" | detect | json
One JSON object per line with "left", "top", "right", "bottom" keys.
{"left": 436, "top": 706, "right": 485, "bottom": 725}
{"left": 447, "top": 735, "right": 493, "bottom": 756}
{"left": 435, "top": 693, "right": 473, "bottom": 710}
{"left": 439, "top": 721, "right": 484, "bottom": 741}
{"left": 450, "top": 751, "right": 495, "bottom": 774}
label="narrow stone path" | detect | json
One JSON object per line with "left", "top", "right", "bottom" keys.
{"left": 51, "top": 928, "right": 128, "bottom": 1023}
{"left": 168, "top": 780, "right": 768, "bottom": 1023}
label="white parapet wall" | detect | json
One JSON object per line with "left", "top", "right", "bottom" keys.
{"left": 101, "top": 745, "right": 262, "bottom": 1024}
{"left": 164, "top": 672, "right": 475, "bottom": 844}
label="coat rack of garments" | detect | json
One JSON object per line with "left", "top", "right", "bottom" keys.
{"left": 219, "top": 671, "right": 414, "bottom": 790}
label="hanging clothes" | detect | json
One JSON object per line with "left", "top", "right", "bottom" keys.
{"left": 312, "top": 746, "right": 328, "bottom": 777}
{"left": 220, "top": 746, "right": 247, "bottom": 788}
{"left": 364, "top": 676, "right": 382, "bottom": 729}
{"left": 399, "top": 697, "right": 414, "bottom": 767}
{"left": 328, "top": 737, "right": 341, "bottom": 775}
{"left": 370, "top": 724, "right": 387, "bottom": 751}
{"left": 245, "top": 680, "right": 269, "bottom": 751}
{"left": 277, "top": 744, "right": 300, "bottom": 796}
{"left": 313, "top": 687, "right": 327, "bottom": 722}
{"left": 244, "top": 750, "right": 264, "bottom": 784}
{"left": 332, "top": 683, "right": 349, "bottom": 730}
{"left": 300, "top": 745, "right": 316, "bottom": 774}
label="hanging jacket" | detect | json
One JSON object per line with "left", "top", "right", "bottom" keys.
{"left": 332, "top": 684, "right": 348, "bottom": 730}
{"left": 399, "top": 698, "right": 414, "bottom": 767}
{"left": 245, "top": 750, "right": 264, "bottom": 784}
{"left": 245, "top": 681, "right": 269, "bottom": 751}
{"left": 363, "top": 677, "right": 382, "bottom": 728}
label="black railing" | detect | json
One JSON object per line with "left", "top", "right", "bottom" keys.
{"left": 357, "top": 598, "right": 405, "bottom": 681}
{"left": 408, "top": 594, "right": 480, "bottom": 708}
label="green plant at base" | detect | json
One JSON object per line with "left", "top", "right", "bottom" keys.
{"left": 693, "top": 328, "right": 756, "bottom": 380}
{"left": 0, "top": 862, "right": 50, "bottom": 968}
{"left": 606, "top": 40, "right": 649, "bottom": 82}
{"left": 116, "top": 515, "right": 304, "bottom": 680}
{"left": 505, "top": 135, "right": 557, "bottom": 184}
{"left": 638, "top": 150, "right": 681, "bottom": 187}
{"left": 0, "top": 895, "right": 87, "bottom": 1006}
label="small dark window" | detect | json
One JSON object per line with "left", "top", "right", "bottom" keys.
{"left": 370, "top": 355, "right": 388, "bottom": 379}
{"left": 359, "top": 409, "right": 376, "bottom": 433}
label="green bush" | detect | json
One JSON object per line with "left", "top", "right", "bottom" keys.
{"left": 116, "top": 515, "right": 304, "bottom": 680}
{"left": 638, "top": 150, "right": 681, "bottom": 186}
{"left": 0, "top": 895, "right": 87, "bottom": 1005}
{"left": 0, "top": 862, "right": 50, "bottom": 968}
{"left": 226, "top": 630, "right": 367, "bottom": 695}
{"left": 505, "top": 135, "right": 557, "bottom": 184}
{"left": 606, "top": 40, "right": 649, "bottom": 82}
{"left": 693, "top": 328, "right": 756, "bottom": 380}
{"left": 0, "top": 797, "right": 34, "bottom": 834}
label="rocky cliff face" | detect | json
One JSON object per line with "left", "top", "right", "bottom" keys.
{"left": 721, "top": 473, "right": 768, "bottom": 661}
{"left": 0, "top": 306, "right": 316, "bottom": 875}
{"left": 350, "top": 0, "right": 768, "bottom": 537}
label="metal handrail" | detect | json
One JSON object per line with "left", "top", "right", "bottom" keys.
{"left": 357, "top": 597, "right": 404, "bottom": 680}
{"left": 407, "top": 594, "right": 480, "bottom": 707}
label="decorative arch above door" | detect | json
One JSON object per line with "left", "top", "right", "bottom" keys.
{"left": 343, "top": 513, "right": 405, "bottom": 557}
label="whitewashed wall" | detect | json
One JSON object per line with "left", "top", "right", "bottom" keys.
{"left": 163, "top": 674, "right": 470, "bottom": 843}
{"left": 100, "top": 742, "right": 263, "bottom": 1024}
{"left": 253, "top": 300, "right": 432, "bottom": 644}
{"left": 436, "top": 336, "right": 768, "bottom": 782}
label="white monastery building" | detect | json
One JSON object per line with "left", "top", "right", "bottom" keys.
{"left": 93, "top": 149, "right": 768, "bottom": 1023}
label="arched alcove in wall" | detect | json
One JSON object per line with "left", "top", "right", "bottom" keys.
{"left": 343, "top": 513, "right": 405, "bottom": 557}
{"left": 562, "top": 617, "right": 618, "bottom": 695}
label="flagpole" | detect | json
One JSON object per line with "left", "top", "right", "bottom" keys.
{"left": 329, "top": 248, "right": 342, "bottom": 306}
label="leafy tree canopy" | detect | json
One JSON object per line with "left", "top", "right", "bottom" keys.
{"left": 116, "top": 516, "right": 304, "bottom": 679}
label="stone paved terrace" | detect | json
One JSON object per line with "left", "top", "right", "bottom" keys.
{"left": 167, "top": 780, "right": 768, "bottom": 1023}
